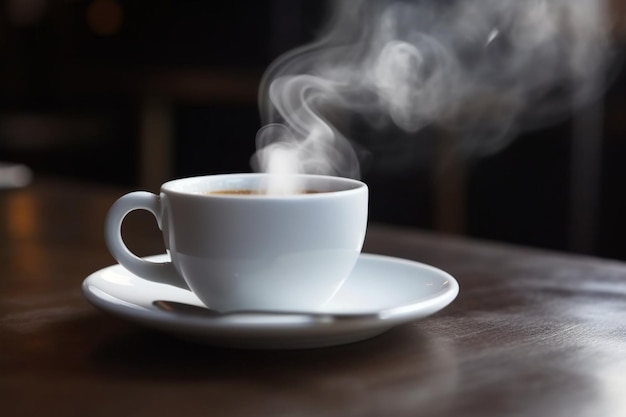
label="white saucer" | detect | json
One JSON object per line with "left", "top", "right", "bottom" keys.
{"left": 82, "top": 253, "right": 459, "bottom": 349}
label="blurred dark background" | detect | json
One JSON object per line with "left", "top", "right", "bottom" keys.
{"left": 2, "top": 0, "right": 626, "bottom": 260}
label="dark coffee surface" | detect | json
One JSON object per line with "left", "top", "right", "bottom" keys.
{"left": 208, "top": 189, "right": 260, "bottom": 195}
{"left": 207, "top": 189, "right": 322, "bottom": 195}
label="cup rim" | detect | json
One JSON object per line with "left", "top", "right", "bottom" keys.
{"left": 160, "top": 173, "right": 367, "bottom": 199}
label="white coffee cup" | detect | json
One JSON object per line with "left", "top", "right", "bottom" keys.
{"left": 105, "top": 173, "right": 368, "bottom": 312}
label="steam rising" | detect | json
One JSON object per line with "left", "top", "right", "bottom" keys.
{"left": 252, "top": 0, "right": 615, "bottom": 193}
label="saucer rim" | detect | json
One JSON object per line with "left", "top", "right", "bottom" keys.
{"left": 82, "top": 253, "right": 459, "bottom": 348}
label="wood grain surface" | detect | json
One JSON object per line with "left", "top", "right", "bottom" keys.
{"left": 1, "top": 178, "right": 625, "bottom": 417}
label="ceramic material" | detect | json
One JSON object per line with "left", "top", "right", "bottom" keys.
{"left": 105, "top": 173, "right": 368, "bottom": 313}
{"left": 82, "top": 253, "right": 459, "bottom": 349}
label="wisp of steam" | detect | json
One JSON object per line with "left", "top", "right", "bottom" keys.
{"left": 251, "top": 0, "right": 615, "bottom": 194}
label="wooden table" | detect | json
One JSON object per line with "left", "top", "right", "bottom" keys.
{"left": 1, "top": 177, "right": 625, "bottom": 417}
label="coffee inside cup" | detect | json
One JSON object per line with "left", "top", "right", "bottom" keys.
{"left": 207, "top": 189, "right": 323, "bottom": 195}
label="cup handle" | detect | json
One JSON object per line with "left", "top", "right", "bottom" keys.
{"left": 105, "top": 191, "right": 189, "bottom": 290}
